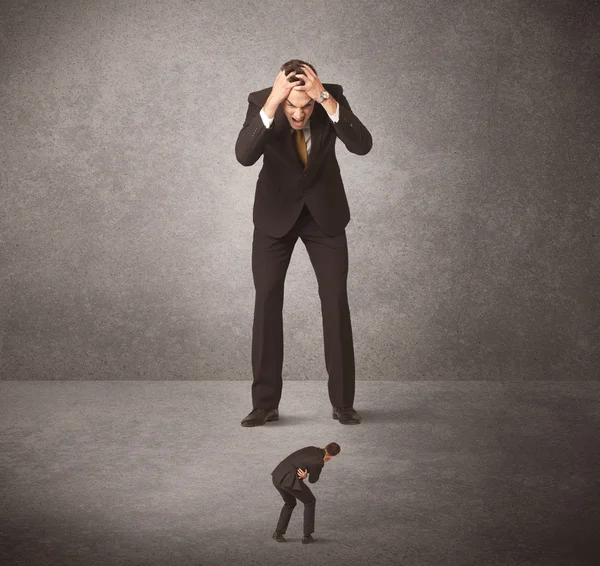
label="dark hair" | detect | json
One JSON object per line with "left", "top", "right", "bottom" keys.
{"left": 325, "top": 442, "right": 341, "bottom": 456}
{"left": 280, "top": 59, "right": 317, "bottom": 85}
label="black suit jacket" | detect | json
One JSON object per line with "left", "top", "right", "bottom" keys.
{"left": 235, "top": 84, "right": 372, "bottom": 237}
{"left": 271, "top": 446, "right": 326, "bottom": 492}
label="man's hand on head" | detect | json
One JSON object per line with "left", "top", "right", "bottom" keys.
{"left": 293, "top": 64, "right": 325, "bottom": 101}
{"left": 263, "top": 70, "right": 301, "bottom": 119}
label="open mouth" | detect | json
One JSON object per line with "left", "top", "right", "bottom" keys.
{"left": 292, "top": 118, "right": 303, "bottom": 127}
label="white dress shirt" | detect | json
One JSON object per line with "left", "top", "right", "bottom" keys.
{"left": 259, "top": 101, "right": 340, "bottom": 154}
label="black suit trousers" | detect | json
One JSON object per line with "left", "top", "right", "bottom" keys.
{"left": 273, "top": 476, "right": 316, "bottom": 536}
{"left": 251, "top": 205, "right": 356, "bottom": 409}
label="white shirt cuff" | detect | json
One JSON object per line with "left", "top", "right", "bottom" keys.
{"left": 259, "top": 108, "right": 274, "bottom": 128}
{"left": 327, "top": 101, "right": 340, "bottom": 123}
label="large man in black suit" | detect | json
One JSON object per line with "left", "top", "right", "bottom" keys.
{"left": 271, "top": 442, "right": 341, "bottom": 543}
{"left": 235, "top": 59, "right": 372, "bottom": 427}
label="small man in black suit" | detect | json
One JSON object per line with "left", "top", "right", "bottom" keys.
{"left": 271, "top": 442, "right": 341, "bottom": 543}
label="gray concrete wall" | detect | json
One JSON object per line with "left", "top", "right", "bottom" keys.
{"left": 1, "top": 0, "right": 598, "bottom": 380}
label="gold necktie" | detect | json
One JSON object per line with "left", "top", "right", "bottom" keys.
{"left": 293, "top": 129, "right": 307, "bottom": 167}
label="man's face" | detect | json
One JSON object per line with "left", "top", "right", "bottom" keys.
{"left": 283, "top": 88, "right": 315, "bottom": 130}
{"left": 324, "top": 453, "right": 334, "bottom": 463}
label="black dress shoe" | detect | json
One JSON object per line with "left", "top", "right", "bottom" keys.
{"left": 332, "top": 406, "right": 362, "bottom": 424}
{"left": 302, "top": 534, "right": 315, "bottom": 544}
{"left": 272, "top": 531, "right": 286, "bottom": 542}
{"left": 241, "top": 408, "right": 279, "bottom": 427}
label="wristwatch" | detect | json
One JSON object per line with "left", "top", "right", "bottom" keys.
{"left": 316, "top": 90, "right": 330, "bottom": 104}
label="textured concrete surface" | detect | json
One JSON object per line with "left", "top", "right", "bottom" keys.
{"left": 1, "top": 381, "right": 599, "bottom": 565}
{"left": 1, "top": 0, "right": 599, "bottom": 381}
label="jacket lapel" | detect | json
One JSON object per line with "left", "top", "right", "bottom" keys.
{"left": 306, "top": 106, "right": 326, "bottom": 169}
{"left": 274, "top": 108, "right": 303, "bottom": 170}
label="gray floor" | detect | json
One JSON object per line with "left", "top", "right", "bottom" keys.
{"left": 1, "top": 381, "right": 599, "bottom": 566}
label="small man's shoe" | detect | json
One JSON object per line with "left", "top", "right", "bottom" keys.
{"left": 332, "top": 406, "right": 362, "bottom": 425}
{"left": 241, "top": 408, "right": 279, "bottom": 427}
{"left": 272, "top": 531, "right": 286, "bottom": 542}
{"left": 302, "top": 534, "right": 315, "bottom": 544}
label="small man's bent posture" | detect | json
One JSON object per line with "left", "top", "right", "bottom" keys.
{"left": 235, "top": 59, "right": 373, "bottom": 427}
{"left": 270, "top": 442, "right": 341, "bottom": 543}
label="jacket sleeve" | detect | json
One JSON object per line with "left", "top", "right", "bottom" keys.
{"left": 308, "top": 462, "right": 324, "bottom": 484}
{"left": 235, "top": 93, "right": 274, "bottom": 166}
{"left": 332, "top": 87, "right": 373, "bottom": 156}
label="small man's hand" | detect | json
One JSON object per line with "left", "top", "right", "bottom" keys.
{"left": 293, "top": 64, "right": 325, "bottom": 101}
{"left": 297, "top": 468, "right": 308, "bottom": 479}
{"left": 264, "top": 70, "right": 302, "bottom": 117}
